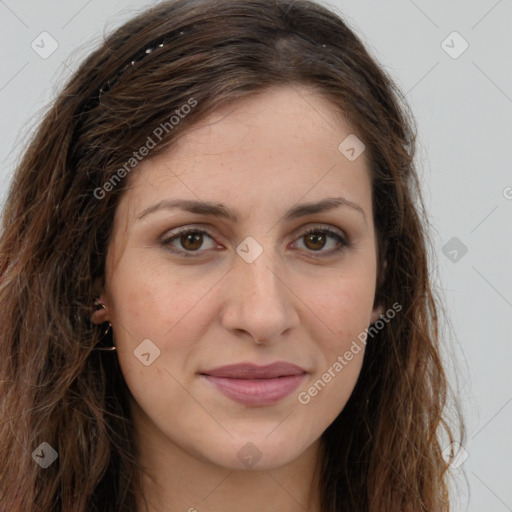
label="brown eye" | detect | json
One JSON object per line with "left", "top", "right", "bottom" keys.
{"left": 303, "top": 232, "right": 327, "bottom": 251}
{"left": 293, "top": 227, "right": 348, "bottom": 257}
{"left": 161, "top": 228, "right": 217, "bottom": 256}
{"left": 180, "top": 232, "right": 204, "bottom": 251}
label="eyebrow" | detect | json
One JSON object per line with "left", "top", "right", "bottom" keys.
{"left": 136, "top": 196, "right": 367, "bottom": 223}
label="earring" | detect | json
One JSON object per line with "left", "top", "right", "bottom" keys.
{"left": 95, "top": 322, "right": 116, "bottom": 351}
{"left": 94, "top": 300, "right": 116, "bottom": 351}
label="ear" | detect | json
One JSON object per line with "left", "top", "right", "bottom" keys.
{"left": 370, "top": 256, "right": 387, "bottom": 324}
{"left": 370, "top": 303, "right": 384, "bottom": 325}
{"left": 90, "top": 278, "right": 110, "bottom": 325}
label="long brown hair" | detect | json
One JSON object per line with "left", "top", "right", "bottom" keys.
{"left": 0, "top": 0, "right": 463, "bottom": 510}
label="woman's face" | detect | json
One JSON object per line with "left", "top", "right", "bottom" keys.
{"left": 94, "top": 85, "right": 382, "bottom": 471}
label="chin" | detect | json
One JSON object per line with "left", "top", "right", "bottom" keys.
{"left": 197, "top": 430, "right": 315, "bottom": 471}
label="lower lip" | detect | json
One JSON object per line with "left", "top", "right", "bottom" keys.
{"left": 202, "top": 374, "right": 306, "bottom": 406}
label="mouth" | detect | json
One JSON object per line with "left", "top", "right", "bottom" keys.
{"left": 199, "top": 362, "right": 308, "bottom": 406}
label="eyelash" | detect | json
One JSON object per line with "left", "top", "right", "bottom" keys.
{"left": 160, "top": 225, "right": 349, "bottom": 259}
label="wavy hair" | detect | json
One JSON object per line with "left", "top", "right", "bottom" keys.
{"left": 0, "top": 0, "right": 463, "bottom": 510}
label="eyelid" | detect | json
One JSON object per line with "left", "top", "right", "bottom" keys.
{"left": 160, "top": 225, "right": 221, "bottom": 257}
{"left": 290, "top": 222, "right": 346, "bottom": 240}
{"left": 289, "top": 224, "right": 349, "bottom": 257}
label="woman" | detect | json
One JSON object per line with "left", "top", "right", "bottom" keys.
{"left": 0, "top": 0, "right": 463, "bottom": 510}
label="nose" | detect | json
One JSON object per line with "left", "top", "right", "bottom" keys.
{"left": 220, "top": 246, "right": 300, "bottom": 344}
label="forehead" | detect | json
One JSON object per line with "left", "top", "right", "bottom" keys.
{"left": 119, "top": 85, "right": 372, "bottom": 222}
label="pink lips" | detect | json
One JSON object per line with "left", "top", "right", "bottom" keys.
{"left": 200, "top": 362, "right": 307, "bottom": 406}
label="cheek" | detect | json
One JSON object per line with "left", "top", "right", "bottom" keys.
{"left": 289, "top": 255, "right": 377, "bottom": 410}
{"left": 107, "top": 256, "right": 213, "bottom": 415}
{"left": 299, "top": 269, "right": 377, "bottom": 344}
{"left": 294, "top": 277, "right": 371, "bottom": 420}
{"left": 304, "top": 285, "right": 370, "bottom": 397}
{"left": 107, "top": 252, "right": 219, "bottom": 341}
{"left": 106, "top": 251, "right": 227, "bottom": 403}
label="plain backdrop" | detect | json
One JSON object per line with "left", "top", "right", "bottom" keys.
{"left": 1, "top": 1, "right": 511, "bottom": 510}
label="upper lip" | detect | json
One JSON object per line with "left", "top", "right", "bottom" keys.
{"left": 200, "top": 362, "right": 307, "bottom": 379}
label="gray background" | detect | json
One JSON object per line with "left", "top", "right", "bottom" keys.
{"left": 1, "top": 1, "right": 511, "bottom": 510}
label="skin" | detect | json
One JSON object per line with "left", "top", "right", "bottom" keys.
{"left": 92, "top": 84, "right": 383, "bottom": 512}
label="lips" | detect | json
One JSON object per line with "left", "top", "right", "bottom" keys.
{"left": 202, "top": 362, "right": 307, "bottom": 379}
{"left": 200, "top": 362, "right": 307, "bottom": 406}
